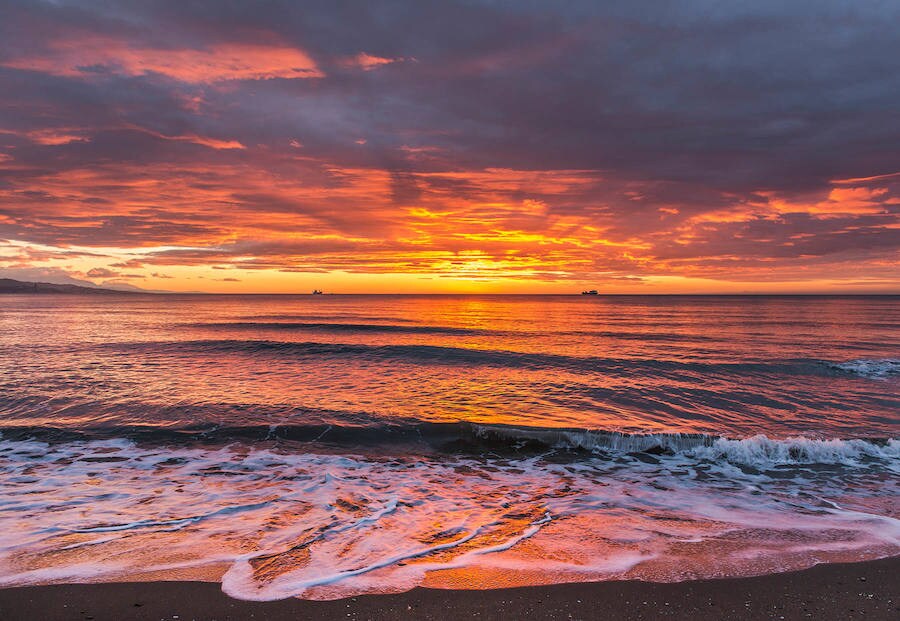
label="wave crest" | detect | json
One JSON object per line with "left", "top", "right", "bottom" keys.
{"left": 829, "top": 358, "right": 900, "bottom": 379}
{"left": 1, "top": 419, "right": 895, "bottom": 469}
{"left": 473, "top": 425, "right": 898, "bottom": 467}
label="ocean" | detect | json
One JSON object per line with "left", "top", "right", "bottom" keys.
{"left": 0, "top": 294, "right": 897, "bottom": 600}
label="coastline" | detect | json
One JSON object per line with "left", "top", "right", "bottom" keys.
{"left": 0, "top": 557, "right": 896, "bottom": 621}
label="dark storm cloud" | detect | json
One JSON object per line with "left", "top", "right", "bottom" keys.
{"left": 4, "top": 0, "right": 898, "bottom": 186}
{"left": 151, "top": 0, "right": 900, "bottom": 190}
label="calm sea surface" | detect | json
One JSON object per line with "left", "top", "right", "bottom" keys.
{"left": 0, "top": 295, "right": 897, "bottom": 599}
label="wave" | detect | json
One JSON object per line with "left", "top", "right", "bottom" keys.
{"left": 0, "top": 420, "right": 446, "bottom": 447}
{"left": 187, "top": 321, "right": 489, "bottom": 335}
{"left": 1, "top": 430, "right": 896, "bottom": 599}
{"left": 1, "top": 421, "right": 895, "bottom": 468}
{"left": 101, "top": 339, "right": 896, "bottom": 381}
{"left": 559, "top": 329, "right": 721, "bottom": 342}
{"left": 192, "top": 322, "right": 722, "bottom": 342}
{"left": 828, "top": 358, "right": 900, "bottom": 379}
{"left": 239, "top": 314, "right": 419, "bottom": 323}
{"left": 477, "top": 426, "right": 899, "bottom": 467}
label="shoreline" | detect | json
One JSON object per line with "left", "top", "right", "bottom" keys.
{"left": 0, "top": 557, "right": 896, "bottom": 620}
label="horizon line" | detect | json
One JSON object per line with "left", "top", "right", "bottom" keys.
{"left": 110, "top": 291, "right": 900, "bottom": 296}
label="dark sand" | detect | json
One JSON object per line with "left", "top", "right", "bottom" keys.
{"left": 0, "top": 557, "right": 896, "bottom": 620}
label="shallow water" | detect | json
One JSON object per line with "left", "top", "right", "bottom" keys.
{"left": 0, "top": 294, "right": 897, "bottom": 599}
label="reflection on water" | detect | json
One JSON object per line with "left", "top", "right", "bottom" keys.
{"left": 0, "top": 294, "right": 897, "bottom": 599}
{"left": 0, "top": 294, "right": 897, "bottom": 437}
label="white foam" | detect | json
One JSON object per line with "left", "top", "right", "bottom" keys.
{"left": 478, "top": 425, "right": 899, "bottom": 467}
{"left": 830, "top": 358, "right": 900, "bottom": 379}
{"left": 691, "top": 435, "right": 900, "bottom": 467}
{"left": 0, "top": 438, "right": 897, "bottom": 600}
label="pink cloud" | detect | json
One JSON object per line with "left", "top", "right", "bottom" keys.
{"left": 3, "top": 38, "right": 324, "bottom": 82}
{"left": 343, "top": 53, "right": 410, "bottom": 71}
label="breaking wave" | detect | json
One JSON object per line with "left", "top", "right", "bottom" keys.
{"left": 0, "top": 433, "right": 897, "bottom": 600}
{"left": 829, "top": 358, "right": 900, "bottom": 379}
{"left": 1, "top": 421, "right": 895, "bottom": 469}
{"left": 471, "top": 425, "right": 899, "bottom": 467}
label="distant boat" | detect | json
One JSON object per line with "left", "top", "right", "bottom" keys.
{"left": 312, "top": 289, "right": 323, "bottom": 295}
{"left": 581, "top": 290, "right": 599, "bottom": 295}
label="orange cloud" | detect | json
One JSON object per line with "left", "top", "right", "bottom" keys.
{"left": 343, "top": 53, "right": 410, "bottom": 71}
{"left": 831, "top": 171, "right": 900, "bottom": 184}
{"left": 827, "top": 186, "right": 888, "bottom": 203}
{"left": 759, "top": 186, "right": 891, "bottom": 216}
{"left": 26, "top": 129, "right": 90, "bottom": 145}
{"left": 1, "top": 152, "right": 897, "bottom": 293}
{"left": 132, "top": 127, "right": 245, "bottom": 150}
{"left": 3, "top": 39, "right": 323, "bottom": 82}
{"left": 0, "top": 159, "right": 632, "bottom": 283}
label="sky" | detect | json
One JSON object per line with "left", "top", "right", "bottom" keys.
{"left": 0, "top": 0, "right": 898, "bottom": 293}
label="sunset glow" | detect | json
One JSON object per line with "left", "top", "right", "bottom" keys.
{"left": 1, "top": 4, "right": 900, "bottom": 614}
{"left": 1, "top": 1, "right": 898, "bottom": 293}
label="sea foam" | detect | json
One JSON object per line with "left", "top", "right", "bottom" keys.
{"left": 829, "top": 358, "right": 900, "bottom": 379}
{"left": 0, "top": 437, "right": 896, "bottom": 600}
{"left": 473, "top": 425, "right": 899, "bottom": 467}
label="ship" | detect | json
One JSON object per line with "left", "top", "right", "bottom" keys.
{"left": 312, "top": 289, "right": 323, "bottom": 295}
{"left": 581, "top": 290, "right": 598, "bottom": 295}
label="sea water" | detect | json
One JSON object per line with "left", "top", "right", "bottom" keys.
{"left": 0, "top": 294, "right": 897, "bottom": 599}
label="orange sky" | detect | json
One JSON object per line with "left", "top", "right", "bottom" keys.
{"left": 1, "top": 2, "right": 898, "bottom": 293}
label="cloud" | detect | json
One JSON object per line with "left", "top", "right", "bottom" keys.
{"left": 3, "top": 37, "right": 323, "bottom": 82}
{"left": 342, "top": 53, "right": 411, "bottom": 71}
{"left": 25, "top": 129, "right": 90, "bottom": 145}
{"left": 86, "top": 267, "right": 117, "bottom": 278}
{"left": 134, "top": 128, "right": 245, "bottom": 150}
{"left": 0, "top": 1, "right": 897, "bottom": 290}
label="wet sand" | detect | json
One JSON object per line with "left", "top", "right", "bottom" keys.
{"left": 0, "top": 557, "right": 897, "bottom": 620}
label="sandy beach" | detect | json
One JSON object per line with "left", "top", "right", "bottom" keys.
{"left": 0, "top": 556, "right": 896, "bottom": 620}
